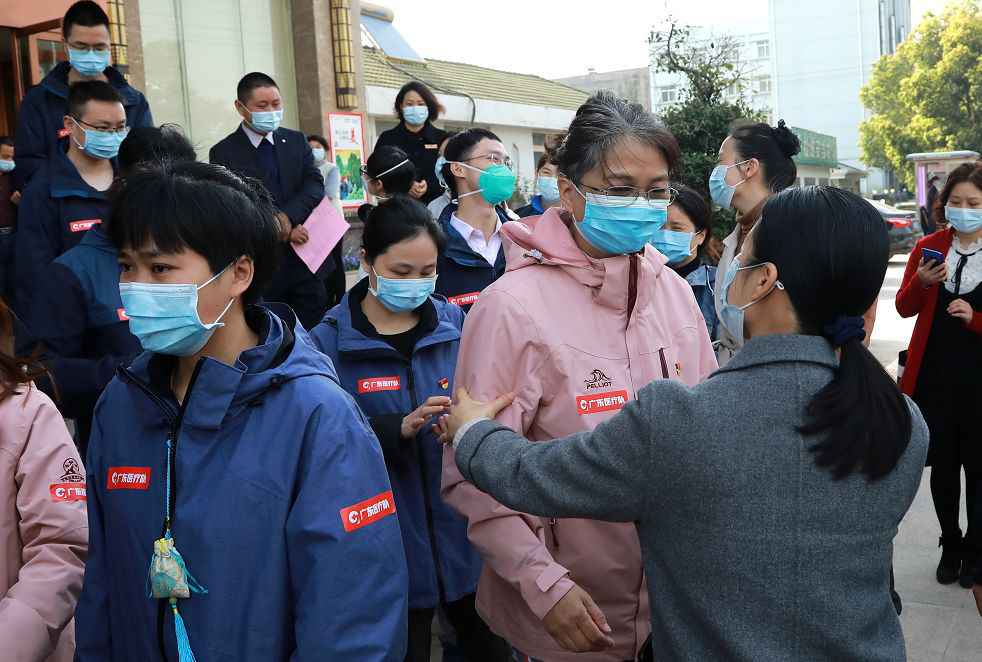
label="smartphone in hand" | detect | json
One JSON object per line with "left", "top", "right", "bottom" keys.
{"left": 922, "top": 248, "right": 945, "bottom": 266}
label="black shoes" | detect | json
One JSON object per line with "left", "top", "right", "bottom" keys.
{"left": 936, "top": 535, "right": 962, "bottom": 585}
{"left": 959, "top": 544, "right": 979, "bottom": 589}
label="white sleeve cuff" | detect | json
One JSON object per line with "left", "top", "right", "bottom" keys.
{"left": 452, "top": 417, "right": 491, "bottom": 450}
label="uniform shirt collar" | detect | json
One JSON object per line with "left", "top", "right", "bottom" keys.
{"left": 241, "top": 122, "right": 275, "bottom": 148}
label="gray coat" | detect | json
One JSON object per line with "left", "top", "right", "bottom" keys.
{"left": 455, "top": 334, "right": 928, "bottom": 662}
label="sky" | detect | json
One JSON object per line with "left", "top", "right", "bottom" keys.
{"left": 374, "top": 0, "right": 951, "bottom": 80}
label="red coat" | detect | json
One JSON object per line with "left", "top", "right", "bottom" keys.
{"left": 896, "top": 228, "right": 982, "bottom": 395}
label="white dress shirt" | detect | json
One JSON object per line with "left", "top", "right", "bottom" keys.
{"left": 944, "top": 236, "right": 982, "bottom": 295}
{"left": 241, "top": 122, "right": 275, "bottom": 148}
{"left": 450, "top": 213, "right": 502, "bottom": 266}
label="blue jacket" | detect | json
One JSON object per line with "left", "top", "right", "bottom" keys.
{"left": 12, "top": 149, "right": 111, "bottom": 314}
{"left": 309, "top": 284, "right": 482, "bottom": 609}
{"left": 684, "top": 261, "right": 719, "bottom": 342}
{"left": 435, "top": 203, "right": 509, "bottom": 312}
{"left": 20, "top": 227, "right": 140, "bottom": 452}
{"left": 12, "top": 62, "right": 153, "bottom": 190}
{"left": 75, "top": 305, "right": 409, "bottom": 661}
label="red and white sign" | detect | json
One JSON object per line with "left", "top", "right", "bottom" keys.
{"left": 357, "top": 376, "right": 401, "bottom": 394}
{"left": 106, "top": 467, "right": 151, "bottom": 490}
{"left": 576, "top": 390, "right": 629, "bottom": 415}
{"left": 448, "top": 292, "right": 481, "bottom": 307}
{"left": 69, "top": 219, "right": 101, "bottom": 233}
{"left": 340, "top": 490, "right": 396, "bottom": 532}
{"left": 50, "top": 483, "right": 87, "bottom": 502}
{"left": 117, "top": 308, "right": 129, "bottom": 321}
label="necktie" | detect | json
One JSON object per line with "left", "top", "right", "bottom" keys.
{"left": 952, "top": 247, "right": 980, "bottom": 295}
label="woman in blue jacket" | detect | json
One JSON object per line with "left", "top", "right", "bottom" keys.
{"left": 310, "top": 195, "right": 509, "bottom": 662}
{"left": 75, "top": 161, "right": 408, "bottom": 662}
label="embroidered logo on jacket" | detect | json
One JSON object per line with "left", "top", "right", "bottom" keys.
{"left": 69, "top": 219, "right": 101, "bottom": 233}
{"left": 438, "top": 377, "right": 450, "bottom": 390}
{"left": 584, "top": 369, "right": 613, "bottom": 390}
{"left": 357, "top": 376, "right": 401, "bottom": 394}
{"left": 60, "top": 458, "right": 85, "bottom": 483}
{"left": 448, "top": 292, "right": 480, "bottom": 307}
{"left": 575, "top": 390, "right": 629, "bottom": 415}
{"left": 340, "top": 491, "right": 397, "bottom": 532}
{"left": 106, "top": 467, "right": 151, "bottom": 490}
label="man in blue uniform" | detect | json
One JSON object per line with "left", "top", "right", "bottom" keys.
{"left": 75, "top": 160, "right": 408, "bottom": 661}
{"left": 13, "top": 80, "right": 124, "bottom": 315}
{"left": 13, "top": 1, "right": 152, "bottom": 190}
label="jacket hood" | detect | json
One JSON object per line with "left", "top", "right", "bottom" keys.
{"left": 42, "top": 61, "right": 142, "bottom": 106}
{"left": 124, "top": 304, "right": 338, "bottom": 429}
{"left": 500, "top": 207, "right": 669, "bottom": 299}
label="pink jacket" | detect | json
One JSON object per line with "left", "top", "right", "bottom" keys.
{"left": 1, "top": 385, "right": 88, "bottom": 662}
{"left": 442, "top": 209, "right": 717, "bottom": 660}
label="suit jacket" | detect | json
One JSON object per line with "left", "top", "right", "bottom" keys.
{"left": 209, "top": 125, "right": 324, "bottom": 226}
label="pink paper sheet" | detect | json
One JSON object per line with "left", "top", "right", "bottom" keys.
{"left": 292, "top": 199, "right": 350, "bottom": 274}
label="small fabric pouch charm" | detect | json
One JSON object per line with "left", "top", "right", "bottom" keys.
{"left": 149, "top": 534, "right": 201, "bottom": 599}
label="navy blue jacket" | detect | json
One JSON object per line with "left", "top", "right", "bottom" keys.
{"left": 682, "top": 261, "right": 719, "bottom": 342}
{"left": 75, "top": 305, "right": 409, "bottom": 661}
{"left": 12, "top": 149, "right": 111, "bottom": 314}
{"left": 310, "top": 284, "right": 482, "bottom": 609}
{"left": 13, "top": 62, "right": 152, "bottom": 190}
{"left": 435, "top": 203, "right": 509, "bottom": 312}
{"left": 22, "top": 227, "right": 140, "bottom": 450}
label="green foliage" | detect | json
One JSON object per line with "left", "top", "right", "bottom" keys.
{"left": 650, "top": 22, "right": 765, "bottom": 240}
{"left": 860, "top": 1, "right": 982, "bottom": 188}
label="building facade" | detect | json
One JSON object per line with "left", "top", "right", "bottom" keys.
{"left": 556, "top": 67, "right": 651, "bottom": 112}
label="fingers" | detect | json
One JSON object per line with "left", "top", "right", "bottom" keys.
{"left": 416, "top": 404, "right": 450, "bottom": 419}
{"left": 485, "top": 391, "right": 516, "bottom": 418}
{"left": 423, "top": 395, "right": 452, "bottom": 407}
{"left": 582, "top": 591, "right": 613, "bottom": 635}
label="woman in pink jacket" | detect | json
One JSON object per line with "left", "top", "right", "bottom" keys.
{"left": 0, "top": 299, "right": 87, "bottom": 661}
{"left": 441, "top": 91, "right": 717, "bottom": 660}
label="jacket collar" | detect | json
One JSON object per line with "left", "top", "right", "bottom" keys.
{"left": 49, "top": 148, "right": 112, "bottom": 200}
{"left": 438, "top": 203, "right": 509, "bottom": 269}
{"left": 714, "top": 334, "right": 838, "bottom": 375}
{"left": 684, "top": 262, "right": 714, "bottom": 288}
{"left": 42, "top": 62, "right": 141, "bottom": 106}
{"left": 78, "top": 225, "right": 117, "bottom": 253}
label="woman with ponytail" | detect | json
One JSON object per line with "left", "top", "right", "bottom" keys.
{"left": 442, "top": 186, "right": 929, "bottom": 660}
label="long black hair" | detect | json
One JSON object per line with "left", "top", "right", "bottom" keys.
{"left": 362, "top": 195, "right": 446, "bottom": 262}
{"left": 754, "top": 186, "right": 911, "bottom": 481}
{"left": 729, "top": 119, "right": 801, "bottom": 192}
{"left": 365, "top": 145, "right": 416, "bottom": 196}
{"left": 441, "top": 128, "right": 502, "bottom": 199}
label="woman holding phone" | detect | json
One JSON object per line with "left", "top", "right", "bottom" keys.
{"left": 897, "top": 162, "right": 982, "bottom": 589}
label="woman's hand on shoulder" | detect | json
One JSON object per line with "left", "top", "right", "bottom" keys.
{"left": 438, "top": 388, "right": 515, "bottom": 444}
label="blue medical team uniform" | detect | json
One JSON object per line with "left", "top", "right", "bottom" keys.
{"left": 435, "top": 203, "right": 509, "bottom": 312}
{"left": 75, "top": 305, "right": 409, "bottom": 661}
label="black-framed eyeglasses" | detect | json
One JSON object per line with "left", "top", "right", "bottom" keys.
{"left": 71, "top": 117, "right": 129, "bottom": 135}
{"left": 578, "top": 183, "right": 678, "bottom": 207}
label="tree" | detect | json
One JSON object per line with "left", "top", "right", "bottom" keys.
{"left": 860, "top": 1, "right": 982, "bottom": 188}
{"left": 649, "top": 21, "right": 764, "bottom": 245}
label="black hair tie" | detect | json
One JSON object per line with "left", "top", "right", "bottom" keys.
{"left": 824, "top": 315, "right": 866, "bottom": 347}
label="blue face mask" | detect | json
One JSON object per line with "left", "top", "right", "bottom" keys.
{"left": 652, "top": 228, "right": 695, "bottom": 265}
{"left": 718, "top": 256, "right": 783, "bottom": 347}
{"left": 434, "top": 156, "right": 448, "bottom": 189}
{"left": 572, "top": 186, "right": 668, "bottom": 255}
{"left": 369, "top": 268, "right": 437, "bottom": 313}
{"left": 0, "top": 160, "right": 14, "bottom": 173}
{"left": 709, "top": 161, "right": 750, "bottom": 210}
{"left": 70, "top": 118, "right": 127, "bottom": 160}
{"left": 535, "top": 176, "right": 560, "bottom": 202}
{"left": 249, "top": 109, "right": 283, "bottom": 133}
{"left": 68, "top": 47, "right": 111, "bottom": 77}
{"left": 403, "top": 105, "right": 429, "bottom": 126}
{"left": 119, "top": 266, "right": 235, "bottom": 356}
{"left": 945, "top": 206, "right": 982, "bottom": 234}
{"left": 311, "top": 147, "right": 326, "bottom": 163}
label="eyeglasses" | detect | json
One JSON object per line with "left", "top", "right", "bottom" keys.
{"left": 68, "top": 43, "right": 111, "bottom": 53}
{"left": 578, "top": 183, "right": 678, "bottom": 207}
{"left": 71, "top": 117, "right": 129, "bottom": 135}
{"left": 462, "top": 153, "right": 513, "bottom": 169}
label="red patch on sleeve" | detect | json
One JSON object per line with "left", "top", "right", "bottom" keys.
{"left": 448, "top": 292, "right": 481, "bottom": 307}
{"left": 340, "top": 491, "right": 396, "bottom": 532}
{"left": 49, "top": 483, "right": 87, "bottom": 502}
{"left": 106, "top": 467, "right": 151, "bottom": 490}
{"left": 69, "top": 219, "right": 101, "bottom": 233}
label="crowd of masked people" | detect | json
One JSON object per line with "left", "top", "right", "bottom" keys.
{"left": 2, "top": 3, "right": 981, "bottom": 662}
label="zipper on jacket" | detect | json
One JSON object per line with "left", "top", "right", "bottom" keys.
{"left": 406, "top": 357, "right": 448, "bottom": 604}
{"left": 658, "top": 348, "right": 669, "bottom": 380}
{"left": 549, "top": 518, "right": 560, "bottom": 549}
{"left": 627, "top": 254, "right": 639, "bottom": 321}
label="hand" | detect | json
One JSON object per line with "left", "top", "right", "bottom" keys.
{"left": 432, "top": 414, "right": 450, "bottom": 444}
{"left": 948, "top": 298, "right": 974, "bottom": 324}
{"left": 916, "top": 258, "right": 948, "bottom": 288}
{"left": 401, "top": 396, "right": 452, "bottom": 439}
{"left": 542, "top": 584, "right": 615, "bottom": 652}
{"left": 275, "top": 212, "right": 292, "bottom": 242}
{"left": 409, "top": 180, "right": 428, "bottom": 199}
{"left": 289, "top": 225, "right": 309, "bottom": 245}
{"left": 10, "top": 191, "right": 20, "bottom": 205}
{"left": 444, "top": 388, "right": 515, "bottom": 443}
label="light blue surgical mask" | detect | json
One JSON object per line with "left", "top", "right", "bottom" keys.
{"left": 945, "top": 206, "right": 982, "bottom": 234}
{"left": 0, "top": 160, "right": 14, "bottom": 173}
{"left": 535, "top": 176, "right": 560, "bottom": 202}
{"left": 68, "top": 47, "right": 111, "bottom": 77}
{"left": 403, "top": 105, "right": 429, "bottom": 126}
{"left": 718, "top": 256, "right": 783, "bottom": 347}
{"left": 119, "top": 266, "right": 235, "bottom": 356}
{"left": 311, "top": 147, "right": 326, "bottom": 164}
{"left": 652, "top": 228, "right": 695, "bottom": 265}
{"left": 70, "top": 118, "right": 127, "bottom": 160}
{"left": 249, "top": 109, "right": 283, "bottom": 133}
{"left": 572, "top": 185, "right": 668, "bottom": 255}
{"left": 369, "top": 267, "right": 437, "bottom": 313}
{"left": 435, "top": 156, "right": 448, "bottom": 189}
{"left": 709, "top": 161, "right": 750, "bottom": 210}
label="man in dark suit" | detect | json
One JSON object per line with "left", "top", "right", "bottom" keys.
{"left": 209, "top": 72, "right": 327, "bottom": 329}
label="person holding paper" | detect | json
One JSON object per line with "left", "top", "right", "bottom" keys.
{"left": 310, "top": 196, "right": 509, "bottom": 662}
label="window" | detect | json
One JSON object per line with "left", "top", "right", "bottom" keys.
{"left": 757, "top": 76, "right": 772, "bottom": 95}
{"left": 106, "top": 0, "right": 129, "bottom": 76}
{"left": 757, "top": 40, "right": 770, "bottom": 59}
{"left": 725, "top": 82, "right": 740, "bottom": 98}
{"left": 659, "top": 87, "right": 677, "bottom": 104}
{"left": 532, "top": 132, "right": 547, "bottom": 147}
